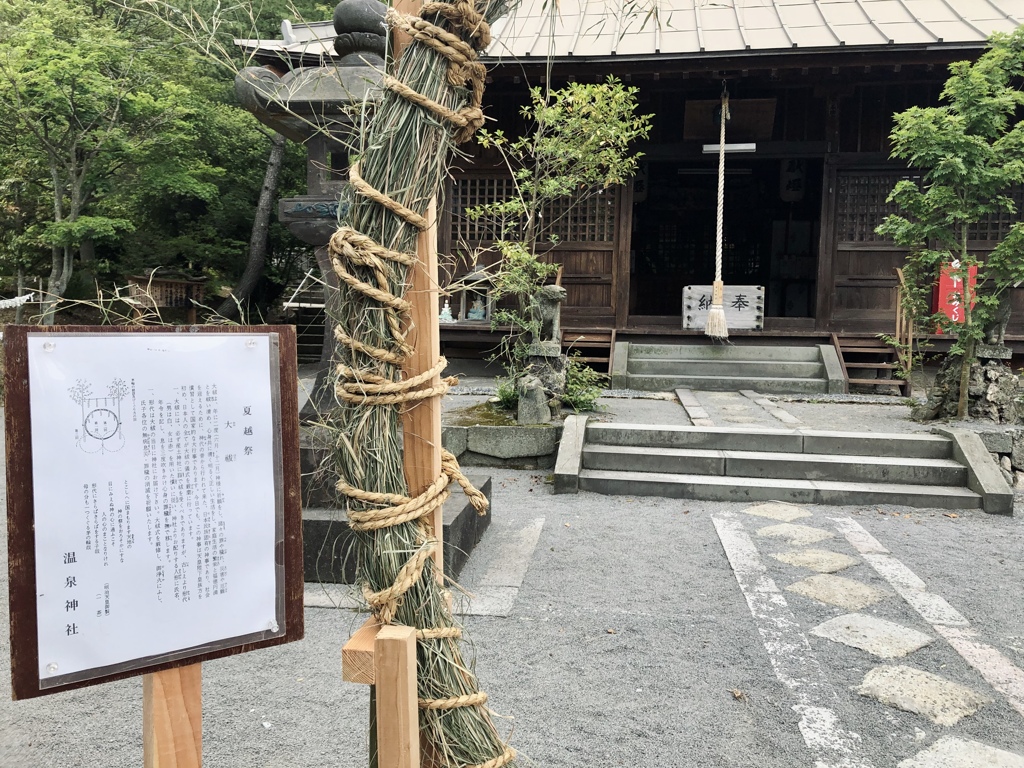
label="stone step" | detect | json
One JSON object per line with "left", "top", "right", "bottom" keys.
{"left": 582, "top": 444, "right": 967, "bottom": 485}
{"left": 587, "top": 422, "right": 804, "bottom": 452}
{"left": 627, "top": 358, "right": 825, "bottom": 378}
{"left": 627, "top": 343, "right": 822, "bottom": 362}
{"left": 586, "top": 423, "right": 954, "bottom": 459}
{"left": 578, "top": 469, "right": 983, "bottom": 509}
{"left": 625, "top": 373, "right": 830, "bottom": 394}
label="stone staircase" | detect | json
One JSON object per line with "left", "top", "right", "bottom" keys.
{"left": 554, "top": 419, "right": 1012, "bottom": 513}
{"left": 610, "top": 342, "right": 844, "bottom": 394}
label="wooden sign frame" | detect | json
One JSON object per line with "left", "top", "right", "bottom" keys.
{"left": 5, "top": 325, "right": 304, "bottom": 700}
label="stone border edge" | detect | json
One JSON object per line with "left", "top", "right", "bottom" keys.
{"left": 932, "top": 426, "right": 1013, "bottom": 515}
{"left": 553, "top": 414, "right": 588, "bottom": 494}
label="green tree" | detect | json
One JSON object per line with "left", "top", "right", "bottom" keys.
{"left": 466, "top": 77, "right": 651, "bottom": 391}
{"left": 878, "top": 28, "right": 1024, "bottom": 419}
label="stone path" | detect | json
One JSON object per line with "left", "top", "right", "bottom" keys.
{"left": 715, "top": 501, "right": 1024, "bottom": 767}
{"left": 676, "top": 388, "right": 804, "bottom": 428}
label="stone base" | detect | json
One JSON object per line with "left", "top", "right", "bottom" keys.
{"left": 527, "top": 340, "right": 561, "bottom": 357}
{"left": 976, "top": 343, "right": 1013, "bottom": 360}
{"left": 302, "top": 475, "right": 492, "bottom": 584}
{"left": 912, "top": 355, "right": 1020, "bottom": 424}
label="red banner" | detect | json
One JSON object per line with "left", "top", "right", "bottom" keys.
{"left": 934, "top": 261, "right": 977, "bottom": 331}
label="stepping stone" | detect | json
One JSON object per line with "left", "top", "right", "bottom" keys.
{"left": 786, "top": 574, "right": 885, "bottom": 611}
{"left": 757, "top": 523, "right": 834, "bottom": 547}
{"left": 811, "top": 613, "right": 933, "bottom": 658}
{"left": 742, "top": 502, "right": 812, "bottom": 522}
{"left": 855, "top": 665, "right": 990, "bottom": 726}
{"left": 898, "top": 736, "right": 1024, "bottom": 767}
{"left": 772, "top": 548, "right": 857, "bottom": 573}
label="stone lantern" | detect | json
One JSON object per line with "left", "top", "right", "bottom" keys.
{"left": 234, "top": 0, "right": 387, "bottom": 417}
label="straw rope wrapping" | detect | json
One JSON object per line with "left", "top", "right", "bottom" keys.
{"left": 328, "top": 0, "right": 518, "bottom": 763}
{"left": 385, "top": 2, "right": 490, "bottom": 143}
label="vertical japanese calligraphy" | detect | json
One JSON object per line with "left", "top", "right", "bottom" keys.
{"left": 27, "top": 333, "right": 282, "bottom": 686}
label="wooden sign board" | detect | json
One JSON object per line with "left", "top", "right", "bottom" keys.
{"left": 683, "top": 285, "right": 765, "bottom": 331}
{"left": 5, "top": 326, "right": 304, "bottom": 700}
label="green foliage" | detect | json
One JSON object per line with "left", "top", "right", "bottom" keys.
{"left": 468, "top": 78, "right": 650, "bottom": 389}
{"left": 877, "top": 29, "right": 1024, "bottom": 415}
{"left": 472, "top": 76, "right": 652, "bottom": 249}
{"left": 561, "top": 353, "right": 606, "bottom": 412}
{"left": 494, "top": 377, "right": 519, "bottom": 410}
{"left": 0, "top": 0, "right": 316, "bottom": 320}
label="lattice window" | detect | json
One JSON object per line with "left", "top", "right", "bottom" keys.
{"left": 545, "top": 189, "right": 618, "bottom": 243}
{"left": 970, "top": 184, "right": 1024, "bottom": 242}
{"left": 450, "top": 177, "right": 618, "bottom": 245}
{"left": 835, "top": 171, "right": 919, "bottom": 244}
{"left": 450, "top": 177, "right": 521, "bottom": 244}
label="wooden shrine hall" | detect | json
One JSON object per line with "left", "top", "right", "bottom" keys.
{"left": 239, "top": 0, "right": 1023, "bottom": 372}
{"left": 434, "top": 0, "right": 1023, "bottom": 366}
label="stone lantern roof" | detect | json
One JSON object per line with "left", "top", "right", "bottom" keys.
{"left": 234, "top": 0, "right": 388, "bottom": 246}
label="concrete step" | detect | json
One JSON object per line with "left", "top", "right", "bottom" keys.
{"left": 578, "top": 469, "right": 983, "bottom": 510}
{"left": 627, "top": 358, "right": 825, "bottom": 378}
{"left": 624, "top": 373, "right": 830, "bottom": 394}
{"left": 627, "top": 343, "right": 822, "bottom": 363}
{"left": 586, "top": 424, "right": 954, "bottom": 459}
{"left": 583, "top": 444, "right": 966, "bottom": 485}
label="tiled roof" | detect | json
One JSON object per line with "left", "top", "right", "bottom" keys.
{"left": 484, "top": 0, "right": 1023, "bottom": 61}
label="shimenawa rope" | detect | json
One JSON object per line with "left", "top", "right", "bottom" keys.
{"left": 330, "top": 3, "right": 515, "bottom": 764}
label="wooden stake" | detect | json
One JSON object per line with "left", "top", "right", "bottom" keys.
{"left": 374, "top": 626, "right": 420, "bottom": 768}
{"left": 143, "top": 664, "right": 202, "bottom": 768}
{"left": 401, "top": 199, "right": 445, "bottom": 579}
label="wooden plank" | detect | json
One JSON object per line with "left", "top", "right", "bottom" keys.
{"left": 401, "top": 198, "right": 445, "bottom": 577}
{"left": 374, "top": 626, "right": 420, "bottom": 768}
{"left": 143, "top": 664, "right": 203, "bottom": 768}
{"left": 343, "top": 617, "right": 382, "bottom": 685}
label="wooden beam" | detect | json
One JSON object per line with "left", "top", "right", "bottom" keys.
{"left": 401, "top": 199, "right": 445, "bottom": 578}
{"left": 374, "top": 626, "right": 420, "bottom": 768}
{"left": 143, "top": 664, "right": 202, "bottom": 768}
{"left": 343, "top": 617, "right": 382, "bottom": 685}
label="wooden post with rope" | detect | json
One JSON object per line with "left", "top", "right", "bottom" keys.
{"left": 706, "top": 83, "right": 730, "bottom": 340}
{"left": 340, "top": 1, "right": 440, "bottom": 764}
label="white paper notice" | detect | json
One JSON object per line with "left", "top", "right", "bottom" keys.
{"left": 28, "top": 333, "right": 281, "bottom": 684}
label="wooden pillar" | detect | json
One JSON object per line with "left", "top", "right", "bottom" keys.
{"left": 401, "top": 201, "right": 445, "bottom": 577}
{"left": 143, "top": 664, "right": 203, "bottom": 768}
{"left": 374, "top": 626, "right": 421, "bottom": 768}
{"left": 815, "top": 92, "right": 841, "bottom": 332}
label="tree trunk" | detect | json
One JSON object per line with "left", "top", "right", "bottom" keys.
{"left": 217, "top": 132, "right": 287, "bottom": 319}
{"left": 15, "top": 267, "right": 25, "bottom": 325}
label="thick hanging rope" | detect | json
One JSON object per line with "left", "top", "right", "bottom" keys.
{"left": 327, "top": 6, "right": 517, "bottom": 763}
{"left": 706, "top": 84, "right": 730, "bottom": 340}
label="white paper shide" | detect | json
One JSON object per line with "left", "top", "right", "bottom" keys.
{"left": 28, "top": 334, "right": 280, "bottom": 683}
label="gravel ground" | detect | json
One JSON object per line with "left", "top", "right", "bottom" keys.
{"left": 5, "top": 394, "right": 1024, "bottom": 767}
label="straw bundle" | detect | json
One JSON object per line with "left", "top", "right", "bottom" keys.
{"left": 326, "top": 0, "right": 520, "bottom": 766}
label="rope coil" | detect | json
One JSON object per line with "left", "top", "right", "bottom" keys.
{"left": 385, "top": 4, "right": 488, "bottom": 143}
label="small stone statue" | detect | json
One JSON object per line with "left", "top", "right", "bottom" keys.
{"left": 439, "top": 300, "right": 455, "bottom": 323}
{"left": 983, "top": 293, "right": 1011, "bottom": 346}
{"left": 530, "top": 284, "right": 568, "bottom": 344}
{"left": 467, "top": 296, "right": 486, "bottom": 321}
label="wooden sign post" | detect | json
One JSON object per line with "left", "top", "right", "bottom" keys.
{"left": 4, "top": 326, "right": 304, "bottom": 767}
